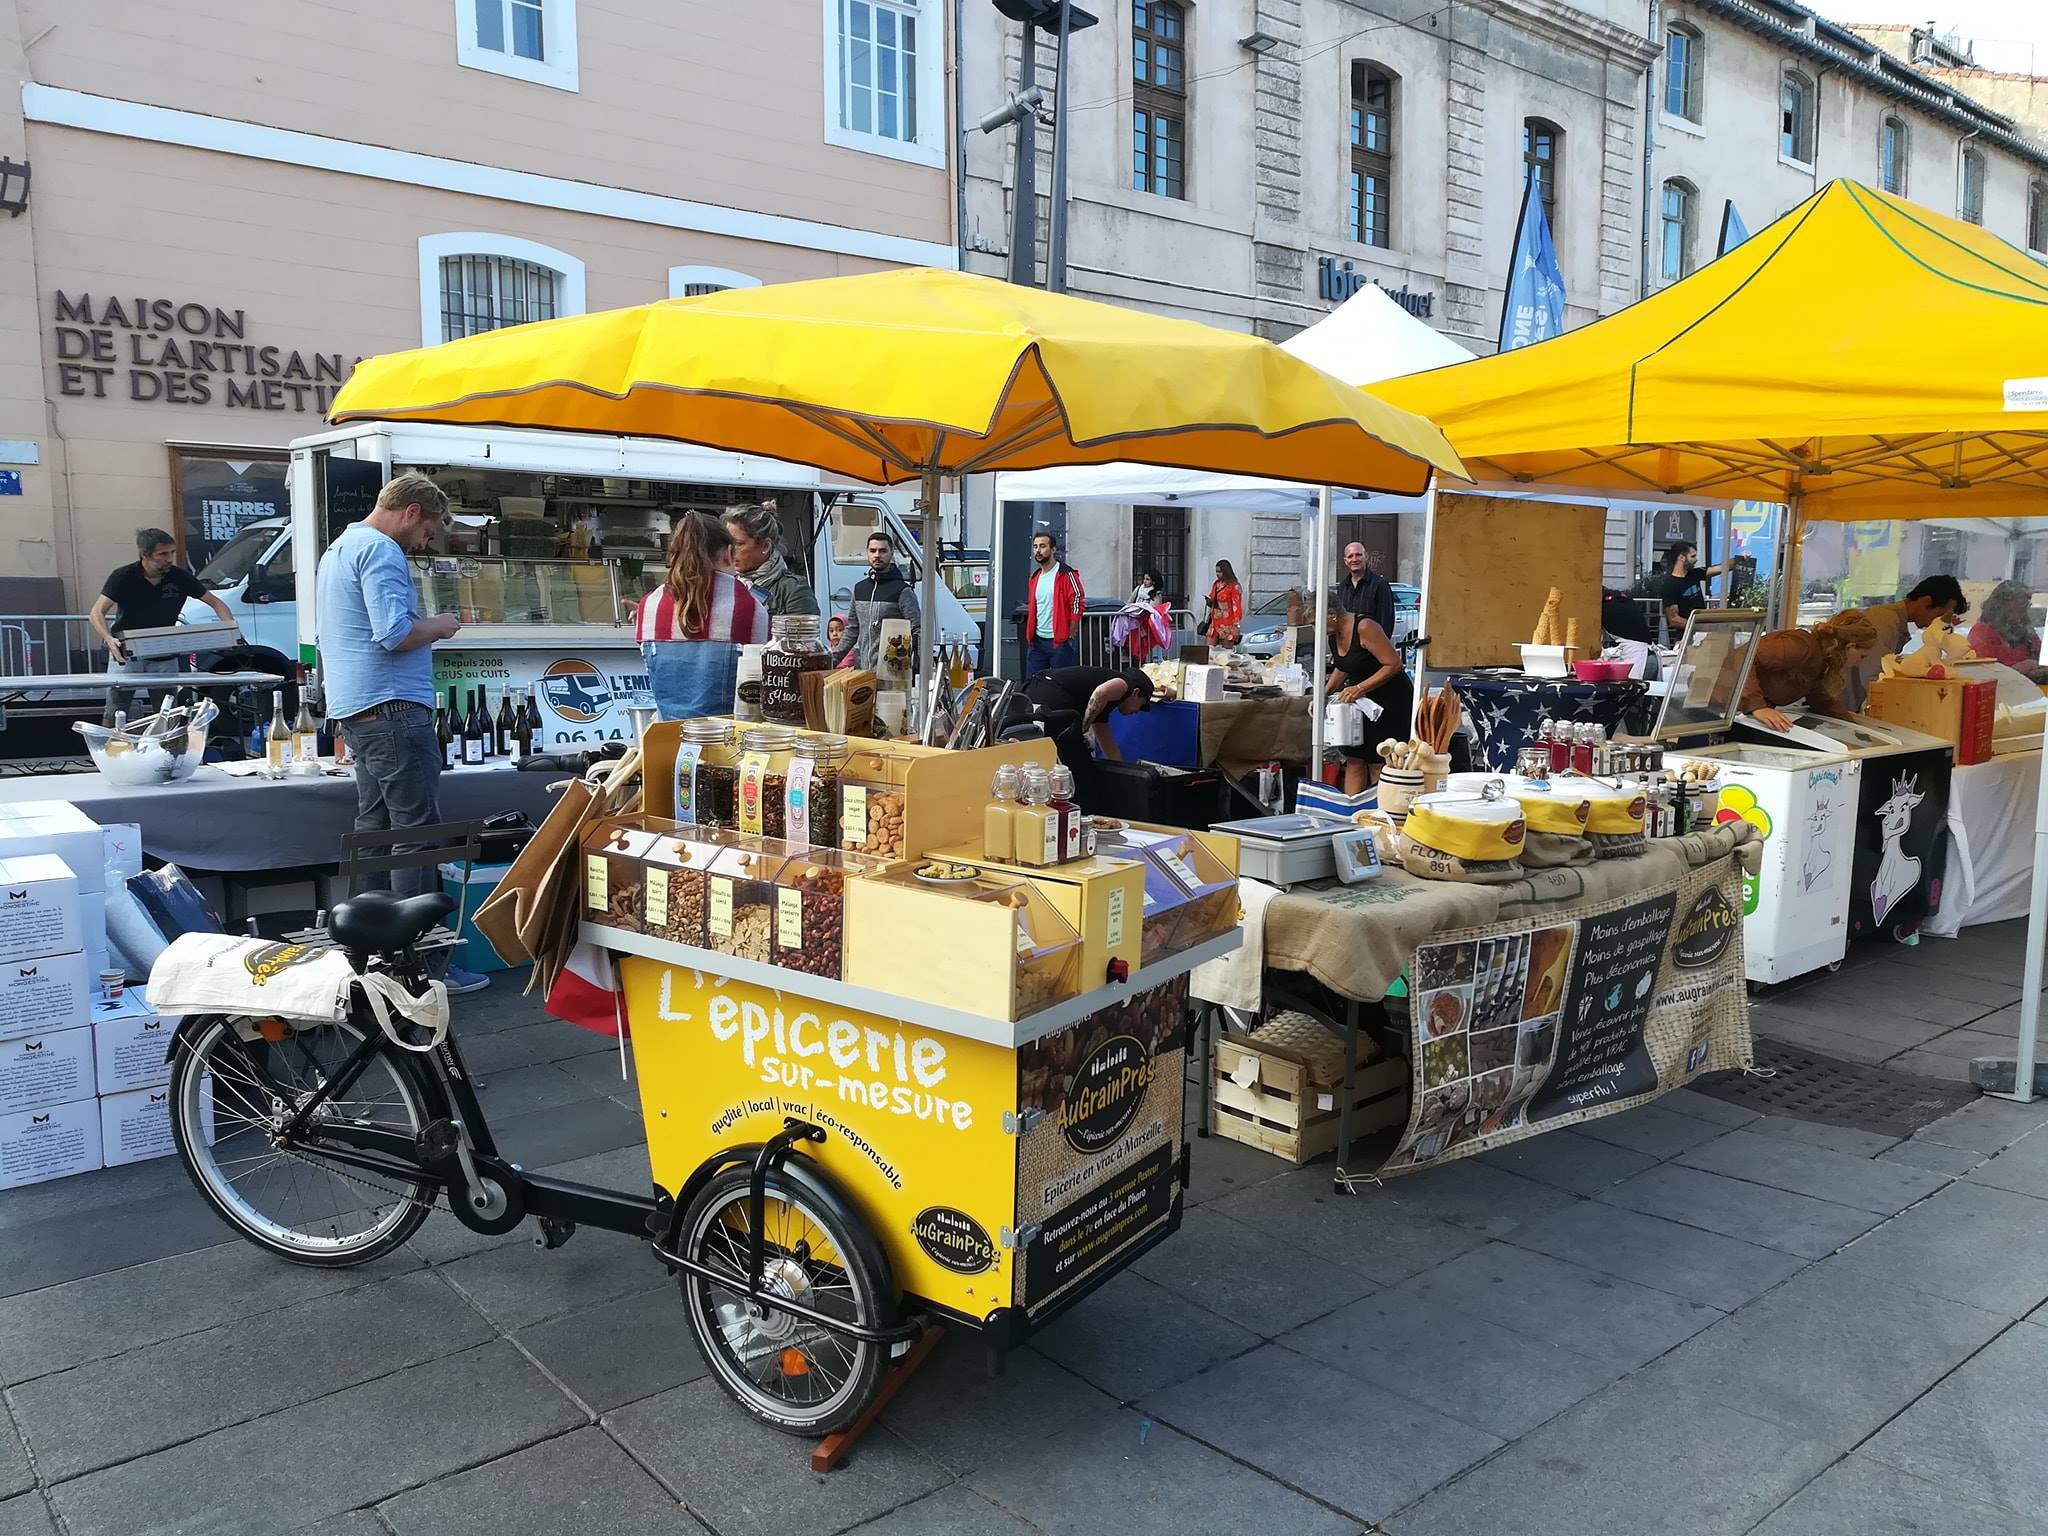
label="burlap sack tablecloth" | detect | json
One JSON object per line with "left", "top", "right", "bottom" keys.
{"left": 1261, "top": 820, "right": 1762, "bottom": 1004}
{"left": 1198, "top": 696, "right": 1312, "bottom": 774}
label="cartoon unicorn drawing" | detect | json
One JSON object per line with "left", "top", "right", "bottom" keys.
{"left": 1870, "top": 773, "right": 1926, "bottom": 928}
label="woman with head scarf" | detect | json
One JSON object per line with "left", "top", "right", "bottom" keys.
{"left": 1966, "top": 579, "right": 2048, "bottom": 682}
{"left": 1738, "top": 610, "right": 1879, "bottom": 734}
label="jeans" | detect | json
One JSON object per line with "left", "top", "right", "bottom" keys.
{"left": 108, "top": 651, "right": 178, "bottom": 718}
{"left": 1025, "top": 638, "right": 1077, "bottom": 678}
{"left": 644, "top": 640, "right": 740, "bottom": 721}
{"left": 339, "top": 702, "right": 443, "bottom": 897}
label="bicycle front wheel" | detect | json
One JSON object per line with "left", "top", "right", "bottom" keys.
{"left": 171, "top": 1015, "right": 435, "bottom": 1266}
{"left": 677, "top": 1162, "right": 896, "bottom": 1436}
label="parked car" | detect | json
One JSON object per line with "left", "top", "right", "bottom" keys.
{"left": 1237, "top": 582, "right": 1421, "bottom": 659}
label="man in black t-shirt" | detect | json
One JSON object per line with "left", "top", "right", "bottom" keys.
{"left": 90, "top": 527, "right": 233, "bottom": 708}
{"left": 1331, "top": 542, "right": 1397, "bottom": 637}
{"left": 1658, "top": 542, "right": 1733, "bottom": 639}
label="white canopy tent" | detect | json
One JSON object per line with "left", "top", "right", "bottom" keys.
{"left": 996, "top": 285, "right": 1477, "bottom": 766}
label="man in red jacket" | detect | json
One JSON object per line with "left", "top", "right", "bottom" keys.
{"left": 1023, "top": 531, "right": 1087, "bottom": 676}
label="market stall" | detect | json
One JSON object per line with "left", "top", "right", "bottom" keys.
{"left": 1373, "top": 177, "right": 2048, "bottom": 1101}
{"left": 1204, "top": 799, "right": 1759, "bottom": 1187}
{"left": 325, "top": 265, "right": 1464, "bottom": 1447}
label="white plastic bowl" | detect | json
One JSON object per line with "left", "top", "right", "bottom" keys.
{"left": 74, "top": 700, "right": 218, "bottom": 787}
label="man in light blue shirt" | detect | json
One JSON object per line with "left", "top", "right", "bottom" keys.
{"left": 317, "top": 474, "right": 485, "bottom": 990}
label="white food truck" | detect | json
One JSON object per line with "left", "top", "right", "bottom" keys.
{"left": 185, "top": 421, "right": 973, "bottom": 747}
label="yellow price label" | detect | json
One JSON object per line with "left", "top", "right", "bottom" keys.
{"left": 777, "top": 887, "right": 802, "bottom": 949}
{"left": 645, "top": 867, "right": 669, "bottom": 928}
{"left": 1105, "top": 886, "right": 1126, "bottom": 949}
{"left": 709, "top": 876, "right": 733, "bottom": 938}
{"left": 584, "top": 854, "right": 607, "bottom": 910}
{"left": 841, "top": 784, "right": 867, "bottom": 845}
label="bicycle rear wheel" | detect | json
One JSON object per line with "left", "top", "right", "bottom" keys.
{"left": 171, "top": 1015, "right": 434, "bottom": 1266}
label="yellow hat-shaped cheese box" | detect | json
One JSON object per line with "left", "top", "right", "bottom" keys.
{"left": 1450, "top": 773, "right": 1591, "bottom": 838}
{"left": 1403, "top": 792, "right": 1527, "bottom": 864}
{"left": 1580, "top": 781, "right": 1648, "bottom": 836}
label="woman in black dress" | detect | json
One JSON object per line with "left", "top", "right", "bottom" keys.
{"left": 1325, "top": 611, "right": 1412, "bottom": 793}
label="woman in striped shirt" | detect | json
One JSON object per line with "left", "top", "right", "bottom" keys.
{"left": 636, "top": 513, "right": 770, "bottom": 720}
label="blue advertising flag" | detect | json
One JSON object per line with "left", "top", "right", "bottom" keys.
{"left": 1718, "top": 200, "right": 1751, "bottom": 256}
{"left": 1498, "top": 179, "right": 1566, "bottom": 352}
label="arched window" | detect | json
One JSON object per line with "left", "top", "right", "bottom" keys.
{"left": 1349, "top": 62, "right": 1394, "bottom": 249}
{"left": 1664, "top": 23, "right": 1702, "bottom": 123}
{"left": 417, "top": 233, "right": 586, "bottom": 346}
{"left": 1961, "top": 148, "right": 1987, "bottom": 225}
{"left": 1660, "top": 179, "right": 1698, "bottom": 282}
{"left": 668, "top": 266, "right": 763, "bottom": 299}
{"left": 1879, "top": 115, "right": 1908, "bottom": 194}
{"left": 1523, "top": 119, "right": 1562, "bottom": 229}
{"left": 1132, "top": 0, "right": 1187, "bottom": 199}
{"left": 1779, "top": 67, "right": 1816, "bottom": 164}
{"left": 2029, "top": 180, "right": 2048, "bottom": 255}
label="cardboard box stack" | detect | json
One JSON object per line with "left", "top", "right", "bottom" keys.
{"left": 0, "top": 809, "right": 181, "bottom": 1189}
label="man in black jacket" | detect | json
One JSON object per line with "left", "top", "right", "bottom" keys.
{"left": 1331, "top": 542, "right": 1396, "bottom": 636}
{"left": 833, "top": 532, "right": 921, "bottom": 673}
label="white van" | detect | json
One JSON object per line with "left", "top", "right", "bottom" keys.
{"left": 187, "top": 423, "right": 975, "bottom": 743}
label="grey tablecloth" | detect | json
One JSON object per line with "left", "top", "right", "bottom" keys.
{"left": 0, "top": 762, "right": 568, "bottom": 872}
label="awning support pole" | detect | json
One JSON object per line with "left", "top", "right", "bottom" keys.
{"left": 1309, "top": 486, "right": 1332, "bottom": 783}
{"left": 1415, "top": 483, "right": 1438, "bottom": 735}
{"left": 1777, "top": 491, "right": 1805, "bottom": 630}
{"left": 2004, "top": 752, "right": 2046, "bottom": 1103}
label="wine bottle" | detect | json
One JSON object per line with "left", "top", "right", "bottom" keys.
{"left": 462, "top": 687, "right": 486, "bottom": 766}
{"left": 509, "top": 691, "right": 532, "bottom": 762}
{"left": 265, "top": 689, "right": 290, "bottom": 770}
{"left": 292, "top": 689, "right": 319, "bottom": 763}
{"left": 495, "top": 689, "right": 514, "bottom": 756}
{"left": 474, "top": 685, "right": 493, "bottom": 759}
{"left": 436, "top": 690, "right": 456, "bottom": 769}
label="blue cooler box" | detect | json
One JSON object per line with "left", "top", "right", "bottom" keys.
{"left": 439, "top": 862, "right": 514, "bottom": 973}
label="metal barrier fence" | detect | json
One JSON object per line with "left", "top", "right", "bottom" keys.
{"left": 0, "top": 615, "right": 98, "bottom": 677}
{"left": 1073, "top": 607, "right": 1198, "bottom": 668}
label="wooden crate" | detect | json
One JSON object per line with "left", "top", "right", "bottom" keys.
{"left": 1210, "top": 1011, "right": 1408, "bottom": 1165}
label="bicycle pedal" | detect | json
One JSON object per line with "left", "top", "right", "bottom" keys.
{"left": 417, "top": 1120, "right": 460, "bottom": 1164}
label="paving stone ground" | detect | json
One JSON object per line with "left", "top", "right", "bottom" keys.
{"left": 4, "top": 927, "right": 2048, "bottom": 1535}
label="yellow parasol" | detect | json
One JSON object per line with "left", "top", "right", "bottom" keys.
{"left": 332, "top": 266, "right": 1462, "bottom": 492}
{"left": 332, "top": 265, "right": 1463, "bottom": 713}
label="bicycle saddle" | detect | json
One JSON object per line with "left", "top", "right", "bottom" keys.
{"left": 328, "top": 891, "right": 455, "bottom": 953}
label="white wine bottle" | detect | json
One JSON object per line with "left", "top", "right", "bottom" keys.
{"left": 265, "top": 689, "right": 290, "bottom": 770}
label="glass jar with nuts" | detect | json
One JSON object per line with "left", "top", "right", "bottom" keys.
{"left": 580, "top": 821, "right": 661, "bottom": 935}
{"left": 838, "top": 771, "right": 907, "bottom": 860}
{"left": 772, "top": 849, "right": 880, "bottom": 979}
{"left": 641, "top": 823, "right": 728, "bottom": 950}
{"left": 703, "top": 840, "right": 791, "bottom": 964}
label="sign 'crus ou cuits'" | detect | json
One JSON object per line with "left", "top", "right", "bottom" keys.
{"left": 49, "top": 293, "right": 363, "bottom": 413}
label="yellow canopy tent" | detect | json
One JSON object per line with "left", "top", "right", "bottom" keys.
{"left": 1375, "top": 178, "right": 2048, "bottom": 1103}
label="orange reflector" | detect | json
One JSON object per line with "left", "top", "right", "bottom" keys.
{"left": 779, "top": 1347, "right": 810, "bottom": 1377}
{"left": 256, "top": 1018, "right": 288, "bottom": 1042}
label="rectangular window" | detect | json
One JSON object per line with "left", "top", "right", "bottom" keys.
{"left": 1133, "top": 507, "right": 1189, "bottom": 606}
{"left": 1779, "top": 71, "right": 1814, "bottom": 164}
{"left": 2030, "top": 181, "right": 2048, "bottom": 254}
{"left": 1664, "top": 27, "right": 1700, "bottom": 121}
{"left": 1133, "top": 0, "right": 1187, "bottom": 199}
{"left": 1961, "top": 150, "right": 1986, "bottom": 225}
{"left": 1349, "top": 64, "right": 1392, "bottom": 248}
{"left": 840, "top": 0, "right": 918, "bottom": 142}
{"left": 1523, "top": 120, "right": 1560, "bottom": 229}
{"left": 458, "top": 0, "right": 577, "bottom": 89}
{"left": 440, "top": 255, "right": 561, "bottom": 342}
{"left": 1879, "top": 118, "right": 1907, "bottom": 194}
{"left": 1660, "top": 182, "right": 1695, "bottom": 281}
